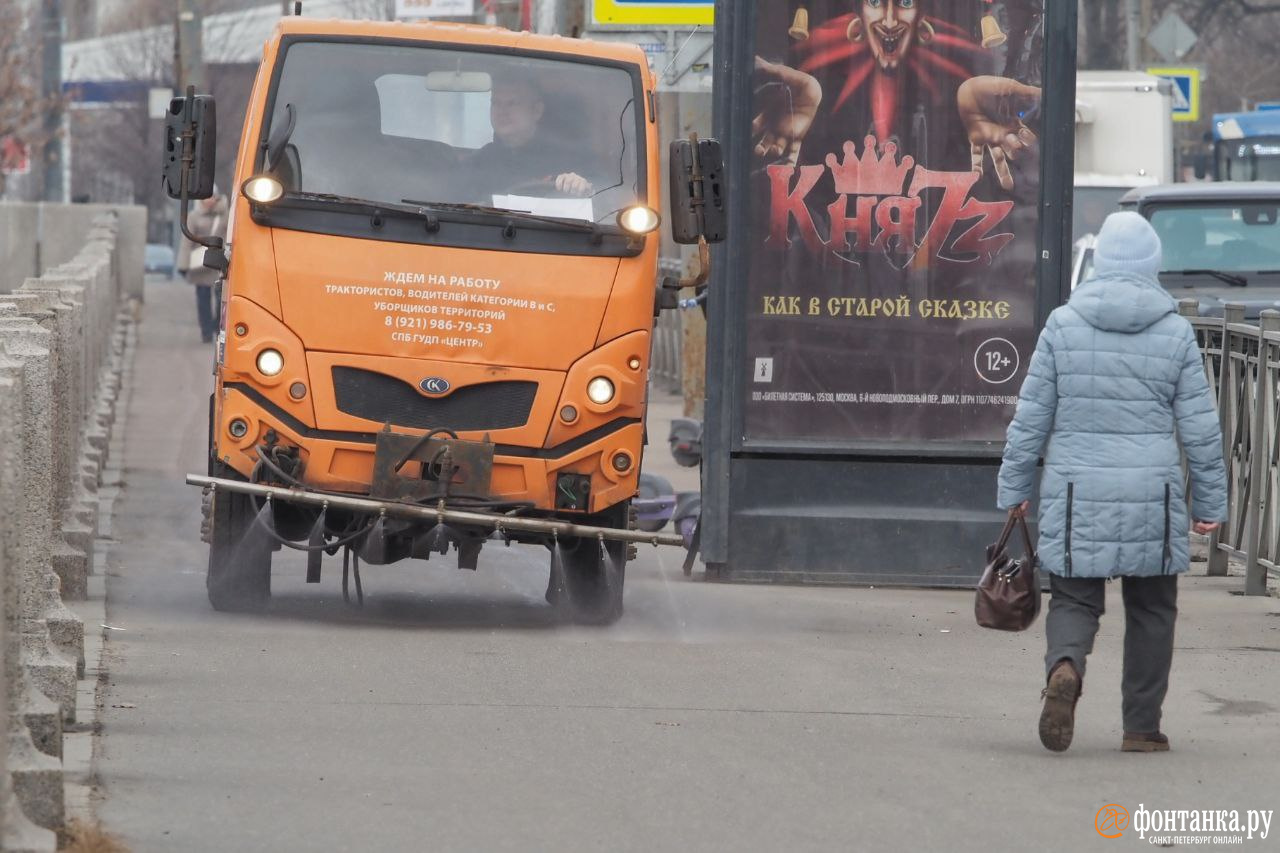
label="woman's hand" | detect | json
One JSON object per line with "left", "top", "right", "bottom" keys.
{"left": 1009, "top": 501, "right": 1031, "bottom": 519}
{"left": 1193, "top": 521, "right": 1221, "bottom": 535}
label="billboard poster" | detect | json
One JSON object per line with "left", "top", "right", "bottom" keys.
{"left": 743, "top": 1, "right": 1047, "bottom": 445}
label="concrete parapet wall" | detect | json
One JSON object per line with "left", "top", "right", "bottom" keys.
{"left": 0, "top": 210, "right": 137, "bottom": 845}
{"left": 0, "top": 204, "right": 40, "bottom": 296}
{"left": 39, "top": 204, "right": 147, "bottom": 301}
{"left": 0, "top": 202, "right": 147, "bottom": 300}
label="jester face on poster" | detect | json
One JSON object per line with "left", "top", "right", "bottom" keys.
{"left": 742, "top": 2, "right": 1050, "bottom": 444}
{"left": 752, "top": 0, "right": 1043, "bottom": 267}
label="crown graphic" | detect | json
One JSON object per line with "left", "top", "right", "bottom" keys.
{"left": 825, "top": 136, "right": 915, "bottom": 197}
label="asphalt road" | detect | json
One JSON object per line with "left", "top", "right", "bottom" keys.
{"left": 95, "top": 277, "right": 1280, "bottom": 852}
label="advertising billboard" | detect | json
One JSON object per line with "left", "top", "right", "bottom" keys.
{"left": 741, "top": 1, "right": 1048, "bottom": 446}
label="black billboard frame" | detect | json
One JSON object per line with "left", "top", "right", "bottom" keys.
{"left": 701, "top": 0, "right": 1078, "bottom": 584}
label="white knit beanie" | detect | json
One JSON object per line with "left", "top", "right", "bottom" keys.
{"left": 1093, "top": 211, "right": 1163, "bottom": 277}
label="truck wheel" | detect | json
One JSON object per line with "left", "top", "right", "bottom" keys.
{"left": 205, "top": 464, "right": 272, "bottom": 612}
{"left": 557, "top": 536, "right": 625, "bottom": 625}
{"left": 548, "top": 504, "right": 627, "bottom": 626}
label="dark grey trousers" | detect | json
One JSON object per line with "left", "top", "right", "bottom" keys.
{"left": 1044, "top": 574, "right": 1179, "bottom": 733}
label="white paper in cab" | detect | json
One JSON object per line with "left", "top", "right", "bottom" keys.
{"left": 492, "top": 195, "right": 594, "bottom": 222}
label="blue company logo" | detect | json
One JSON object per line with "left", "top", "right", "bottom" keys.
{"left": 419, "top": 377, "right": 451, "bottom": 396}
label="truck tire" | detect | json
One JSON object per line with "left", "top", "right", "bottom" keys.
{"left": 206, "top": 463, "right": 272, "bottom": 612}
{"left": 550, "top": 503, "right": 627, "bottom": 626}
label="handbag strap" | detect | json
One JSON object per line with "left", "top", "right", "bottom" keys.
{"left": 992, "top": 514, "right": 1018, "bottom": 555}
{"left": 1015, "top": 514, "right": 1037, "bottom": 561}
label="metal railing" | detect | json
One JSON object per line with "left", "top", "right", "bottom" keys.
{"left": 1180, "top": 301, "right": 1276, "bottom": 595}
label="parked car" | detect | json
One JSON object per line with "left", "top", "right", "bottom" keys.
{"left": 1115, "top": 182, "right": 1280, "bottom": 319}
{"left": 1070, "top": 233, "right": 1097, "bottom": 292}
{"left": 1073, "top": 176, "right": 1159, "bottom": 243}
{"left": 144, "top": 243, "right": 176, "bottom": 278}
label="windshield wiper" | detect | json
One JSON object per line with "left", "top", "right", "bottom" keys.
{"left": 291, "top": 192, "right": 431, "bottom": 219}
{"left": 285, "top": 192, "right": 612, "bottom": 239}
{"left": 1166, "top": 270, "right": 1249, "bottom": 287}
{"left": 401, "top": 198, "right": 604, "bottom": 235}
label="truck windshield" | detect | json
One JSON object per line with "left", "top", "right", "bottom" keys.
{"left": 1216, "top": 139, "right": 1280, "bottom": 181}
{"left": 261, "top": 40, "right": 644, "bottom": 224}
{"left": 1150, "top": 202, "right": 1280, "bottom": 275}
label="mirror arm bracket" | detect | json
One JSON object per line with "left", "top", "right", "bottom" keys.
{"left": 661, "top": 236, "right": 710, "bottom": 291}
{"left": 679, "top": 236, "right": 710, "bottom": 289}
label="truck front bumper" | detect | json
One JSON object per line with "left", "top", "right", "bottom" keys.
{"left": 214, "top": 384, "right": 644, "bottom": 515}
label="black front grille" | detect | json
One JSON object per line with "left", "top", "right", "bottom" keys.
{"left": 331, "top": 367, "right": 537, "bottom": 431}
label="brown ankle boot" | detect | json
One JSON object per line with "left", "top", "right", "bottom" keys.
{"left": 1039, "top": 660, "right": 1082, "bottom": 752}
{"left": 1122, "top": 731, "right": 1170, "bottom": 752}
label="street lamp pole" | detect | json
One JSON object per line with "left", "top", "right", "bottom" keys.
{"left": 1140, "top": 0, "right": 1153, "bottom": 63}
{"left": 1125, "top": 0, "right": 1141, "bottom": 70}
{"left": 41, "top": 0, "right": 63, "bottom": 202}
{"left": 532, "top": 0, "right": 577, "bottom": 35}
{"left": 175, "top": 0, "right": 204, "bottom": 95}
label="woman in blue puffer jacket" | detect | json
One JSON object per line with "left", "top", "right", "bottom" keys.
{"left": 998, "top": 211, "right": 1227, "bottom": 754}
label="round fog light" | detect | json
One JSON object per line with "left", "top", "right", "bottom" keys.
{"left": 617, "top": 206, "right": 661, "bottom": 235}
{"left": 611, "top": 452, "right": 632, "bottom": 473}
{"left": 289, "top": 382, "right": 307, "bottom": 400}
{"left": 242, "top": 175, "right": 284, "bottom": 204}
{"left": 560, "top": 405, "right": 578, "bottom": 423}
{"left": 587, "top": 376, "right": 615, "bottom": 405}
{"left": 228, "top": 418, "right": 249, "bottom": 439}
{"left": 234, "top": 323, "right": 248, "bottom": 337}
{"left": 256, "top": 348, "right": 285, "bottom": 377}
{"left": 627, "top": 356, "right": 642, "bottom": 371}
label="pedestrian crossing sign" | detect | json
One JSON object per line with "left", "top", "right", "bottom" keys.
{"left": 1146, "top": 66, "right": 1202, "bottom": 123}
{"left": 591, "top": 0, "right": 713, "bottom": 27}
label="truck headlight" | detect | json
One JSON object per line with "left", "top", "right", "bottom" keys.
{"left": 242, "top": 175, "right": 284, "bottom": 204}
{"left": 587, "top": 376, "right": 616, "bottom": 405}
{"left": 256, "top": 348, "right": 285, "bottom": 377}
{"left": 617, "top": 206, "right": 660, "bottom": 235}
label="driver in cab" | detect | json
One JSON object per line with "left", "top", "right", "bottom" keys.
{"left": 469, "top": 76, "right": 594, "bottom": 200}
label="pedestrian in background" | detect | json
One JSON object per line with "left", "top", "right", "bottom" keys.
{"left": 178, "top": 189, "right": 228, "bottom": 343}
{"left": 997, "top": 211, "right": 1227, "bottom": 754}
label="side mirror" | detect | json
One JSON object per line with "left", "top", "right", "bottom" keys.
{"left": 163, "top": 91, "right": 217, "bottom": 200}
{"left": 669, "top": 136, "right": 725, "bottom": 245}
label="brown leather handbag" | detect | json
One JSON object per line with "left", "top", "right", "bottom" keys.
{"left": 975, "top": 514, "right": 1042, "bottom": 632}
